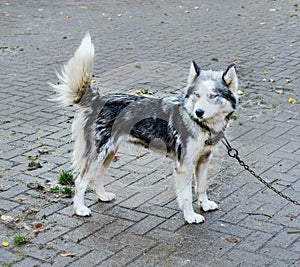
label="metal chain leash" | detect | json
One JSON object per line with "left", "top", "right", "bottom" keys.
{"left": 222, "top": 137, "right": 300, "bottom": 207}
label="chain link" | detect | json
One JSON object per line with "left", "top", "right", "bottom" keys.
{"left": 223, "top": 139, "right": 300, "bottom": 206}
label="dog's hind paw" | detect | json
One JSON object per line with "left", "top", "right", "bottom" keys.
{"left": 74, "top": 206, "right": 91, "bottom": 216}
{"left": 97, "top": 192, "right": 116, "bottom": 202}
{"left": 200, "top": 200, "right": 218, "bottom": 212}
{"left": 184, "top": 212, "right": 205, "bottom": 224}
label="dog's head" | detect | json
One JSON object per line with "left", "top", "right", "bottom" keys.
{"left": 184, "top": 61, "right": 238, "bottom": 123}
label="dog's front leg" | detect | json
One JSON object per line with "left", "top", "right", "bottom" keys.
{"left": 174, "top": 162, "right": 205, "bottom": 224}
{"left": 195, "top": 153, "right": 218, "bottom": 212}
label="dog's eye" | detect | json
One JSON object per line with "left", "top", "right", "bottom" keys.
{"left": 194, "top": 92, "right": 200, "bottom": 98}
{"left": 209, "top": 94, "right": 219, "bottom": 99}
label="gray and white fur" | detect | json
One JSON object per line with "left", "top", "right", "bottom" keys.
{"left": 52, "top": 33, "right": 238, "bottom": 223}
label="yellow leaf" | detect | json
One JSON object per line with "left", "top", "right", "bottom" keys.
{"left": 90, "top": 80, "right": 96, "bottom": 83}
{"left": 60, "top": 253, "right": 76, "bottom": 257}
{"left": 262, "top": 71, "right": 269, "bottom": 75}
{"left": 65, "top": 15, "right": 70, "bottom": 19}
{"left": 1, "top": 215, "right": 13, "bottom": 221}
{"left": 255, "top": 221, "right": 264, "bottom": 226}
{"left": 117, "top": 13, "right": 122, "bottom": 17}
{"left": 2, "top": 241, "right": 9, "bottom": 247}
{"left": 237, "top": 90, "right": 244, "bottom": 95}
{"left": 288, "top": 98, "right": 296, "bottom": 104}
{"left": 226, "top": 237, "right": 238, "bottom": 243}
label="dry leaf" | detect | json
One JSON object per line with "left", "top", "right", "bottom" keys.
{"left": 288, "top": 98, "right": 296, "bottom": 104}
{"left": 290, "top": 216, "right": 296, "bottom": 222}
{"left": 18, "top": 197, "right": 27, "bottom": 202}
{"left": 255, "top": 221, "right": 264, "bottom": 226}
{"left": 226, "top": 237, "right": 238, "bottom": 243}
{"left": 269, "top": 78, "right": 276, "bottom": 83}
{"left": 262, "top": 71, "right": 269, "bottom": 75}
{"left": 1, "top": 215, "right": 13, "bottom": 221}
{"left": 2, "top": 241, "right": 9, "bottom": 247}
{"left": 65, "top": 15, "right": 70, "bottom": 19}
{"left": 90, "top": 80, "right": 96, "bottom": 83}
{"left": 275, "top": 89, "right": 283, "bottom": 95}
{"left": 237, "top": 90, "right": 244, "bottom": 95}
{"left": 60, "top": 253, "right": 76, "bottom": 257}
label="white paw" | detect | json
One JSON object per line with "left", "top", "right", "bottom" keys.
{"left": 98, "top": 192, "right": 116, "bottom": 202}
{"left": 184, "top": 212, "right": 205, "bottom": 224}
{"left": 200, "top": 200, "right": 218, "bottom": 212}
{"left": 74, "top": 206, "right": 91, "bottom": 216}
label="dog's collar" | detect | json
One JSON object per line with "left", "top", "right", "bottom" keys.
{"left": 197, "top": 112, "right": 234, "bottom": 145}
{"left": 196, "top": 121, "right": 225, "bottom": 146}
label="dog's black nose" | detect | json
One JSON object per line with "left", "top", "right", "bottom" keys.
{"left": 195, "top": 109, "right": 205, "bottom": 118}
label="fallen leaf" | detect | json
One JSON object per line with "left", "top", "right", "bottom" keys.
{"left": 60, "top": 253, "right": 76, "bottom": 257}
{"left": 226, "top": 237, "right": 238, "bottom": 243}
{"left": 34, "top": 222, "right": 44, "bottom": 228}
{"left": 90, "top": 80, "right": 96, "bottom": 83}
{"left": 117, "top": 13, "right": 122, "bottom": 17}
{"left": 2, "top": 241, "right": 9, "bottom": 247}
{"left": 275, "top": 89, "right": 283, "bottom": 94}
{"left": 65, "top": 15, "right": 70, "bottom": 19}
{"left": 255, "top": 221, "right": 264, "bottom": 226}
{"left": 1, "top": 215, "right": 13, "bottom": 221}
{"left": 288, "top": 98, "right": 296, "bottom": 104}
{"left": 209, "top": 166, "right": 215, "bottom": 171}
{"left": 17, "top": 198, "right": 27, "bottom": 202}
{"left": 290, "top": 216, "right": 296, "bottom": 222}
{"left": 262, "top": 71, "right": 269, "bottom": 75}
{"left": 33, "top": 229, "right": 40, "bottom": 235}
{"left": 237, "top": 90, "right": 244, "bottom": 95}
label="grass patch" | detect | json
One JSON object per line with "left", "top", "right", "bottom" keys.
{"left": 58, "top": 170, "right": 74, "bottom": 186}
{"left": 60, "top": 186, "right": 73, "bottom": 197}
{"left": 13, "top": 234, "right": 29, "bottom": 246}
{"left": 230, "top": 114, "right": 238, "bottom": 120}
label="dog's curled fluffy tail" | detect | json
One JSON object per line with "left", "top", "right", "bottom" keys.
{"left": 52, "top": 33, "right": 94, "bottom": 106}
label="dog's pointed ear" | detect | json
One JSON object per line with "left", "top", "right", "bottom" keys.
{"left": 187, "top": 61, "right": 200, "bottom": 86}
{"left": 222, "top": 63, "right": 238, "bottom": 92}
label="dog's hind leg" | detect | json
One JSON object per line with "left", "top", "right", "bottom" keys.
{"left": 174, "top": 161, "right": 205, "bottom": 224}
{"left": 94, "top": 151, "right": 116, "bottom": 202}
{"left": 73, "top": 161, "right": 96, "bottom": 216}
{"left": 195, "top": 152, "right": 218, "bottom": 212}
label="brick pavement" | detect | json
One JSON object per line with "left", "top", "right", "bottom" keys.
{"left": 0, "top": 0, "right": 299, "bottom": 266}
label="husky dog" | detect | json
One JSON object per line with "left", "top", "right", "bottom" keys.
{"left": 52, "top": 34, "right": 238, "bottom": 223}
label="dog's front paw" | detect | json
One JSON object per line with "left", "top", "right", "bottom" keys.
{"left": 184, "top": 212, "right": 205, "bottom": 224}
{"left": 74, "top": 206, "right": 92, "bottom": 216}
{"left": 200, "top": 200, "right": 218, "bottom": 212}
{"left": 98, "top": 192, "right": 116, "bottom": 202}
